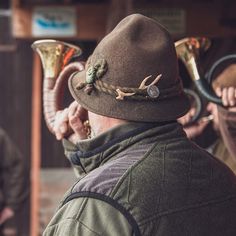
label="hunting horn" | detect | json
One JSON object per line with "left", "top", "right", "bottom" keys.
{"left": 183, "top": 88, "right": 202, "bottom": 124}
{"left": 31, "top": 39, "right": 84, "bottom": 134}
{"left": 175, "top": 37, "right": 222, "bottom": 106}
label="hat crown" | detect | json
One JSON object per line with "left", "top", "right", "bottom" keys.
{"left": 89, "top": 14, "right": 179, "bottom": 90}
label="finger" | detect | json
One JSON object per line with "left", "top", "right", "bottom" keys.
{"left": 54, "top": 108, "right": 69, "bottom": 139}
{"left": 68, "top": 103, "right": 88, "bottom": 122}
{"left": 55, "top": 122, "right": 67, "bottom": 140}
{"left": 69, "top": 117, "right": 88, "bottom": 139}
{"left": 178, "top": 113, "right": 190, "bottom": 125}
{"left": 215, "top": 87, "right": 222, "bottom": 97}
{"left": 69, "top": 113, "right": 84, "bottom": 131}
{"left": 59, "top": 122, "right": 68, "bottom": 134}
{"left": 183, "top": 116, "right": 188, "bottom": 125}
{"left": 227, "top": 87, "right": 235, "bottom": 107}
{"left": 68, "top": 101, "right": 79, "bottom": 118}
{"left": 189, "top": 107, "right": 196, "bottom": 117}
{"left": 183, "top": 120, "right": 208, "bottom": 139}
{"left": 178, "top": 116, "right": 187, "bottom": 125}
{"left": 66, "top": 101, "right": 88, "bottom": 139}
{"left": 54, "top": 108, "right": 69, "bottom": 127}
{"left": 222, "top": 88, "right": 229, "bottom": 107}
{"left": 75, "top": 106, "right": 88, "bottom": 121}
{"left": 55, "top": 133, "right": 62, "bottom": 140}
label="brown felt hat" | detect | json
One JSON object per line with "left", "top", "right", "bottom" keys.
{"left": 68, "top": 14, "right": 190, "bottom": 122}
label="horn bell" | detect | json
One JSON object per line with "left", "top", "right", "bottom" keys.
{"left": 31, "top": 39, "right": 84, "bottom": 134}
{"left": 175, "top": 37, "right": 222, "bottom": 108}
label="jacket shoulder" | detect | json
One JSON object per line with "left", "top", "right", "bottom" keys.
{"left": 44, "top": 195, "right": 135, "bottom": 236}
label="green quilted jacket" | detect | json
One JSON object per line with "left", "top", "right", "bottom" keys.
{"left": 43, "top": 122, "right": 236, "bottom": 236}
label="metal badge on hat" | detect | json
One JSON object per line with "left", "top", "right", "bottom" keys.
{"left": 115, "top": 74, "right": 162, "bottom": 100}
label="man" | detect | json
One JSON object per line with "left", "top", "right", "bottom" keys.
{"left": 179, "top": 64, "right": 236, "bottom": 174}
{"left": 214, "top": 64, "right": 236, "bottom": 160}
{"left": 43, "top": 14, "right": 236, "bottom": 235}
{"left": 0, "top": 127, "right": 28, "bottom": 235}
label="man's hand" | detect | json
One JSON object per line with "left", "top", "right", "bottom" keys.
{"left": 215, "top": 86, "right": 236, "bottom": 112}
{"left": 178, "top": 107, "right": 196, "bottom": 126}
{"left": 54, "top": 101, "right": 89, "bottom": 143}
{"left": 181, "top": 118, "right": 209, "bottom": 139}
{"left": 0, "top": 207, "right": 14, "bottom": 225}
{"left": 178, "top": 107, "right": 210, "bottom": 139}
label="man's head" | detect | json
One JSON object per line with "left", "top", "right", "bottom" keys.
{"left": 69, "top": 14, "right": 190, "bottom": 123}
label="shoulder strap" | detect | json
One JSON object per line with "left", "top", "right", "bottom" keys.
{"left": 63, "top": 191, "right": 141, "bottom": 236}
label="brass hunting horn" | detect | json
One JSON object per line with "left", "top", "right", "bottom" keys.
{"left": 175, "top": 37, "right": 222, "bottom": 106}
{"left": 31, "top": 40, "right": 84, "bottom": 134}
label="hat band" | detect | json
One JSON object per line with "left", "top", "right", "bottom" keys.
{"left": 96, "top": 79, "right": 183, "bottom": 100}
{"left": 76, "top": 75, "right": 183, "bottom": 101}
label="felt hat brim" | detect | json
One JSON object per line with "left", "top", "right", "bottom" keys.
{"left": 68, "top": 70, "right": 190, "bottom": 122}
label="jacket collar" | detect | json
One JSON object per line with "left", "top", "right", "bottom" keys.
{"left": 63, "top": 121, "right": 185, "bottom": 175}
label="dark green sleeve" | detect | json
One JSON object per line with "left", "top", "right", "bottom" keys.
{"left": 0, "top": 129, "right": 29, "bottom": 210}
{"left": 43, "top": 197, "right": 133, "bottom": 236}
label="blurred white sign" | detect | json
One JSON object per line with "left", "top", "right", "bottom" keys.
{"left": 32, "top": 7, "right": 76, "bottom": 37}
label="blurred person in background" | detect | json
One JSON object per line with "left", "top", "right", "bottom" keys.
{"left": 0, "top": 127, "right": 28, "bottom": 236}
{"left": 179, "top": 63, "right": 236, "bottom": 174}
{"left": 214, "top": 64, "right": 236, "bottom": 161}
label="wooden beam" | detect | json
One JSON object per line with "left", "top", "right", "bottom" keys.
{"left": 30, "top": 53, "right": 42, "bottom": 236}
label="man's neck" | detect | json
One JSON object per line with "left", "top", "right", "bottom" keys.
{"left": 88, "top": 111, "right": 127, "bottom": 137}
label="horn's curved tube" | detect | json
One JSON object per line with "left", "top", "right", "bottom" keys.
{"left": 183, "top": 88, "right": 203, "bottom": 125}
{"left": 43, "top": 62, "right": 84, "bottom": 134}
{"left": 207, "top": 54, "right": 236, "bottom": 85}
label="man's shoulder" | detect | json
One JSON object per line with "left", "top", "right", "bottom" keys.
{"left": 118, "top": 137, "right": 236, "bottom": 209}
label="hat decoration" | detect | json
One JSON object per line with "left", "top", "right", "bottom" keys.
{"left": 77, "top": 58, "right": 108, "bottom": 95}
{"left": 76, "top": 59, "right": 164, "bottom": 101}
{"left": 115, "top": 74, "right": 162, "bottom": 100}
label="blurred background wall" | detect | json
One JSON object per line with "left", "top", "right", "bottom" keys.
{"left": 0, "top": 0, "right": 235, "bottom": 235}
